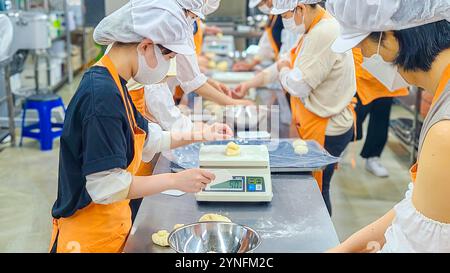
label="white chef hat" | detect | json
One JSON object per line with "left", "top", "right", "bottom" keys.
{"left": 176, "top": 0, "right": 205, "bottom": 19}
{"left": 93, "top": 0, "right": 195, "bottom": 55}
{"left": 202, "top": 0, "right": 221, "bottom": 16}
{"left": 271, "top": 0, "right": 322, "bottom": 15}
{"left": 0, "top": 15, "right": 13, "bottom": 62}
{"left": 249, "top": 0, "right": 263, "bottom": 8}
{"left": 327, "top": 0, "right": 450, "bottom": 53}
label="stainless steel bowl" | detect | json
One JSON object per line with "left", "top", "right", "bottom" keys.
{"left": 168, "top": 222, "right": 261, "bottom": 253}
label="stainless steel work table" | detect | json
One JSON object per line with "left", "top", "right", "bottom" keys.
{"left": 123, "top": 156, "right": 340, "bottom": 253}
{"left": 123, "top": 88, "right": 340, "bottom": 253}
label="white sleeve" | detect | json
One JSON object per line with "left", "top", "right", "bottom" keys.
{"left": 176, "top": 54, "right": 208, "bottom": 94}
{"left": 279, "top": 67, "right": 313, "bottom": 99}
{"left": 142, "top": 123, "right": 172, "bottom": 163}
{"left": 255, "top": 32, "right": 275, "bottom": 61}
{"left": 86, "top": 168, "right": 132, "bottom": 205}
{"left": 262, "top": 63, "right": 280, "bottom": 85}
{"left": 145, "top": 83, "right": 193, "bottom": 132}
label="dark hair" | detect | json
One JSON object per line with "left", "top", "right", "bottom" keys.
{"left": 369, "top": 20, "right": 450, "bottom": 72}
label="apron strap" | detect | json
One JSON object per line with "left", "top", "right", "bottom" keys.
{"left": 290, "top": 8, "right": 327, "bottom": 67}
{"left": 100, "top": 55, "right": 138, "bottom": 132}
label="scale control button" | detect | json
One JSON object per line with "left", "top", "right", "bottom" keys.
{"left": 247, "top": 184, "right": 256, "bottom": 192}
{"left": 256, "top": 184, "right": 262, "bottom": 191}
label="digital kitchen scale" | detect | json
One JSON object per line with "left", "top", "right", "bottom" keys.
{"left": 195, "top": 145, "right": 273, "bottom": 202}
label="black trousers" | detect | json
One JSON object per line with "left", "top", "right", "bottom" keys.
{"left": 323, "top": 126, "right": 354, "bottom": 216}
{"left": 355, "top": 95, "right": 393, "bottom": 159}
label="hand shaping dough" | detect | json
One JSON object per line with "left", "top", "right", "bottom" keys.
{"left": 225, "top": 142, "right": 241, "bottom": 156}
{"left": 198, "top": 213, "right": 232, "bottom": 223}
{"left": 151, "top": 230, "right": 170, "bottom": 247}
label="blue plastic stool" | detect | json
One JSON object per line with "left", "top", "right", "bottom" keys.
{"left": 20, "top": 94, "right": 66, "bottom": 151}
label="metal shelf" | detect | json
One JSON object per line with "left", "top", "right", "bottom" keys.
{"left": 390, "top": 87, "right": 422, "bottom": 164}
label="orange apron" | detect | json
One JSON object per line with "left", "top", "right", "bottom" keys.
{"left": 266, "top": 15, "right": 280, "bottom": 60}
{"left": 193, "top": 18, "right": 204, "bottom": 57}
{"left": 410, "top": 64, "right": 450, "bottom": 182}
{"left": 128, "top": 87, "right": 155, "bottom": 176}
{"left": 49, "top": 55, "right": 147, "bottom": 253}
{"left": 352, "top": 48, "right": 409, "bottom": 105}
{"left": 289, "top": 8, "right": 355, "bottom": 191}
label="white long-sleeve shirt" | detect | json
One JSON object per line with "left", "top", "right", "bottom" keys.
{"left": 144, "top": 83, "right": 193, "bottom": 132}
{"left": 175, "top": 53, "right": 208, "bottom": 94}
{"left": 279, "top": 67, "right": 313, "bottom": 99}
{"left": 255, "top": 32, "right": 276, "bottom": 62}
{"left": 85, "top": 121, "right": 171, "bottom": 205}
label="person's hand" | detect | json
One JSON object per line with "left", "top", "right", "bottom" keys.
{"left": 205, "top": 25, "right": 223, "bottom": 35}
{"left": 194, "top": 122, "right": 234, "bottom": 142}
{"left": 277, "top": 59, "right": 291, "bottom": 72}
{"left": 231, "top": 99, "right": 255, "bottom": 106}
{"left": 172, "top": 169, "right": 215, "bottom": 193}
{"left": 209, "top": 79, "right": 232, "bottom": 96}
{"left": 232, "top": 82, "right": 251, "bottom": 99}
{"left": 232, "top": 61, "right": 254, "bottom": 72}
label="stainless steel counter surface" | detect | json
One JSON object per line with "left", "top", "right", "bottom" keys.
{"left": 123, "top": 156, "right": 340, "bottom": 253}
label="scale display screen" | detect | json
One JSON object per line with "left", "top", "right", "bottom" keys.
{"left": 205, "top": 176, "right": 266, "bottom": 193}
{"left": 209, "top": 177, "right": 245, "bottom": 192}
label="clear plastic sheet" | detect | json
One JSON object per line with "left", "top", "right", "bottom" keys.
{"left": 162, "top": 139, "right": 340, "bottom": 171}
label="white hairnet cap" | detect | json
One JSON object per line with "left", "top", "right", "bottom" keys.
{"left": 0, "top": 15, "right": 13, "bottom": 62}
{"left": 202, "top": 0, "right": 221, "bottom": 16}
{"left": 327, "top": 0, "right": 450, "bottom": 53}
{"left": 272, "top": 0, "right": 298, "bottom": 14}
{"left": 272, "top": 0, "right": 322, "bottom": 15}
{"left": 176, "top": 0, "right": 205, "bottom": 19}
{"left": 249, "top": 0, "right": 263, "bottom": 8}
{"left": 94, "top": 0, "right": 195, "bottom": 55}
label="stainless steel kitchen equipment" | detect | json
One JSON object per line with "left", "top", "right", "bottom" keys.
{"left": 168, "top": 222, "right": 261, "bottom": 253}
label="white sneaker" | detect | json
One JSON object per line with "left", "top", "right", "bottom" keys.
{"left": 365, "top": 157, "right": 389, "bottom": 178}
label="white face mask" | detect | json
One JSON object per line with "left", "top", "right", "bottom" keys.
{"left": 258, "top": 4, "right": 271, "bottom": 14}
{"left": 282, "top": 8, "right": 305, "bottom": 34}
{"left": 134, "top": 45, "right": 170, "bottom": 85}
{"left": 186, "top": 15, "right": 196, "bottom": 27}
{"left": 361, "top": 34, "right": 409, "bottom": 92}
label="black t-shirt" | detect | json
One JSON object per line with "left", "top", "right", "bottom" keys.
{"left": 271, "top": 15, "right": 284, "bottom": 52}
{"left": 52, "top": 66, "right": 148, "bottom": 219}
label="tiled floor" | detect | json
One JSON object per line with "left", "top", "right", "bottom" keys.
{"left": 0, "top": 74, "right": 413, "bottom": 252}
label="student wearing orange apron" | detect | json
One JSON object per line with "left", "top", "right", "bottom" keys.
{"left": 49, "top": 1, "right": 232, "bottom": 253}
{"left": 352, "top": 48, "right": 409, "bottom": 178}
{"left": 271, "top": 0, "right": 356, "bottom": 215}
{"left": 172, "top": 0, "right": 254, "bottom": 107}
{"left": 327, "top": 0, "right": 450, "bottom": 253}
{"left": 233, "top": 0, "right": 284, "bottom": 72}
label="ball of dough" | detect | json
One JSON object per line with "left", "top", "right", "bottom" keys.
{"left": 226, "top": 148, "right": 241, "bottom": 156}
{"left": 151, "top": 230, "right": 170, "bottom": 247}
{"left": 217, "top": 61, "right": 228, "bottom": 71}
{"left": 227, "top": 142, "right": 240, "bottom": 151}
{"left": 293, "top": 139, "right": 307, "bottom": 148}
{"left": 208, "top": 60, "right": 217, "bottom": 69}
{"left": 225, "top": 142, "right": 241, "bottom": 156}
{"left": 173, "top": 224, "right": 184, "bottom": 230}
{"left": 198, "top": 214, "right": 231, "bottom": 223}
{"left": 294, "top": 144, "right": 309, "bottom": 155}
